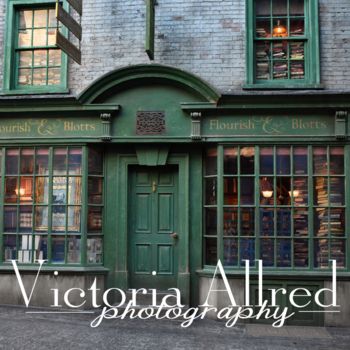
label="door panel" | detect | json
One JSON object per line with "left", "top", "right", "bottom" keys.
{"left": 129, "top": 166, "right": 178, "bottom": 289}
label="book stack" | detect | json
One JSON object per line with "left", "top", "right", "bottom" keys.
{"left": 331, "top": 241, "right": 345, "bottom": 268}
{"left": 329, "top": 178, "right": 344, "bottom": 205}
{"left": 330, "top": 208, "right": 344, "bottom": 236}
{"left": 314, "top": 177, "right": 328, "bottom": 206}
{"left": 273, "top": 42, "right": 286, "bottom": 59}
{"left": 294, "top": 240, "right": 308, "bottom": 267}
{"left": 316, "top": 239, "right": 329, "bottom": 268}
{"left": 294, "top": 210, "right": 308, "bottom": 236}
{"left": 256, "top": 61, "right": 270, "bottom": 79}
{"left": 291, "top": 62, "right": 304, "bottom": 79}
{"left": 290, "top": 27, "right": 304, "bottom": 36}
{"left": 293, "top": 177, "right": 308, "bottom": 205}
{"left": 315, "top": 207, "right": 329, "bottom": 237}
{"left": 273, "top": 62, "right": 288, "bottom": 79}
{"left": 290, "top": 42, "right": 304, "bottom": 59}
{"left": 256, "top": 27, "right": 269, "bottom": 38}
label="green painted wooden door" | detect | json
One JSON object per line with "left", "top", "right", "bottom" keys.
{"left": 128, "top": 166, "right": 178, "bottom": 289}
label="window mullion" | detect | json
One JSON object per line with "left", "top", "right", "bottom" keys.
{"left": 217, "top": 145, "right": 224, "bottom": 265}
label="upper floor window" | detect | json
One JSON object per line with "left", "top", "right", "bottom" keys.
{"left": 3, "top": 1, "right": 68, "bottom": 94}
{"left": 245, "top": 0, "right": 321, "bottom": 88}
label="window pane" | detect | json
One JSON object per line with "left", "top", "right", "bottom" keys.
{"left": 68, "top": 206, "right": 81, "bottom": 233}
{"left": 88, "top": 148, "right": 103, "bottom": 175}
{"left": 273, "top": 61, "right": 288, "bottom": 79}
{"left": 330, "top": 208, "right": 345, "bottom": 237}
{"left": 48, "top": 9, "right": 56, "bottom": 27}
{"left": 277, "top": 239, "right": 291, "bottom": 267}
{"left": 18, "top": 29, "right": 32, "bottom": 47}
{"left": 19, "top": 205, "right": 33, "bottom": 233}
{"left": 314, "top": 177, "right": 328, "bottom": 206}
{"left": 53, "top": 177, "right": 67, "bottom": 204}
{"left": 290, "top": 0, "right": 304, "bottom": 15}
{"left": 223, "top": 208, "right": 237, "bottom": 236}
{"left": 5, "top": 177, "right": 18, "bottom": 203}
{"left": 256, "top": 19, "right": 270, "bottom": 38}
{"left": 48, "top": 49, "right": 61, "bottom": 66}
{"left": 88, "top": 207, "right": 103, "bottom": 233}
{"left": 276, "top": 176, "right": 290, "bottom": 205}
{"left": 33, "top": 50, "right": 47, "bottom": 66}
{"left": 330, "top": 240, "right": 345, "bottom": 268}
{"left": 36, "top": 148, "right": 49, "bottom": 175}
{"left": 261, "top": 238, "right": 274, "bottom": 266}
{"left": 20, "top": 148, "right": 34, "bottom": 174}
{"left": 224, "top": 238, "right": 238, "bottom": 266}
{"left": 53, "top": 148, "right": 67, "bottom": 174}
{"left": 18, "top": 235, "right": 32, "bottom": 263}
{"left": 52, "top": 206, "right": 66, "bottom": 232}
{"left": 33, "top": 68, "right": 47, "bottom": 85}
{"left": 51, "top": 236, "right": 65, "bottom": 263}
{"left": 314, "top": 208, "right": 328, "bottom": 237}
{"left": 260, "top": 147, "right": 273, "bottom": 174}
{"left": 224, "top": 147, "right": 237, "bottom": 174}
{"left": 260, "top": 209, "right": 274, "bottom": 236}
{"left": 35, "top": 236, "right": 48, "bottom": 260}
{"left": 33, "top": 9, "right": 47, "bottom": 28}
{"left": 88, "top": 177, "right": 103, "bottom": 204}
{"left": 205, "top": 238, "right": 217, "bottom": 265}
{"left": 277, "top": 209, "right": 291, "bottom": 236}
{"left": 260, "top": 177, "right": 274, "bottom": 205}
{"left": 294, "top": 209, "right": 308, "bottom": 237}
{"left": 47, "top": 29, "right": 56, "bottom": 45}
{"left": 19, "top": 51, "right": 32, "bottom": 67}
{"left": 4, "top": 235, "right": 17, "bottom": 261}
{"left": 4, "top": 207, "right": 17, "bottom": 232}
{"left": 240, "top": 147, "right": 255, "bottom": 174}
{"left": 314, "top": 239, "right": 329, "bottom": 268}
{"left": 241, "top": 208, "right": 255, "bottom": 236}
{"left": 272, "top": 0, "right": 287, "bottom": 15}
{"left": 290, "top": 61, "right": 304, "bottom": 79}
{"left": 276, "top": 147, "right": 290, "bottom": 174}
{"left": 329, "top": 147, "right": 344, "bottom": 174}
{"left": 241, "top": 177, "right": 255, "bottom": 205}
{"left": 290, "top": 19, "right": 304, "bottom": 36}
{"left": 205, "top": 178, "right": 217, "bottom": 205}
{"left": 19, "top": 10, "right": 33, "bottom": 29}
{"left": 273, "top": 41, "right": 287, "bottom": 60}
{"left": 68, "top": 148, "right": 82, "bottom": 175}
{"left": 68, "top": 177, "right": 82, "bottom": 205}
{"left": 35, "top": 177, "right": 49, "bottom": 203}
{"left": 330, "top": 178, "right": 344, "bottom": 206}
{"left": 256, "top": 42, "right": 270, "bottom": 79}
{"left": 206, "top": 208, "right": 217, "bottom": 235}
{"left": 47, "top": 68, "right": 61, "bottom": 85}
{"left": 33, "top": 29, "right": 47, "bottom": 46}
{"left": 67, "top": 236, "right": 81, "bottom": 263}
{"left": 294, "top": 239, "right": 308, "bottom": 267}
{"left": 313, "top": 147, "right": 327, "bottom": 174}
{"left": 18, "top": 69, "right": 32, "bottom": 85}
{"left": 293, "top": 147, "right": 307, "bottom": 174}
{"left": 256, "top": 0, "right": 270, "bottom": 16}
{"left": 224, "top": 177, "right": 238, "bottom": 205}
{"left": 6, "top": 149, "right": 19, "bottom": 174}
{"left": 87, "top": 238, "right": 103, "bottom": 264}
{"left": 20, "top": 176, "right": 33, "bottom": 203}
{"left": 293, "top": 177, "right": 308, "bottom": 206}
{"left": 240, "top": 238, "right": 255, "bottom": 266}
{"left": 35, "top": 206, "right": 48, "bottom": 232}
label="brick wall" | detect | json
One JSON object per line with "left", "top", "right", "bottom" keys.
{"left": 0, "top": 0, "right": 349, "bottom": 95}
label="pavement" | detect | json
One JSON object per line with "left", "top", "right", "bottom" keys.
{"left": 0, "top": 306, "right": 349, "bottom": 350}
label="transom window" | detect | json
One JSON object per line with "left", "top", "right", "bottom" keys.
{"left": 1, "top": 146, "right": 104, "bottom": 265}
{"left": 245, "top": 0, "right": 320, "bottom": 88}
{"left": 203, "top": 145, "right": 348, "bottom": 270}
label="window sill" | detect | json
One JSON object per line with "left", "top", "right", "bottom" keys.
{"left": 242, "top": 83, "right": 324, "bottom": 90}
{"left": 0, "top": 265, "right": 109, "bottom": 274}
{"left": 1, "top": 87, "right": 70, "bottom": 96}
{"left": 196, "top": 268, "right": 350, "bottom": 280}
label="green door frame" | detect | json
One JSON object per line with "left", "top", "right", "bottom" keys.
{"left": 113, "top": 153, "right": 190, "bottom": 304}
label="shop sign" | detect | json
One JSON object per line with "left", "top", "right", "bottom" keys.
{"left": 0, "top": 118, "right": 101, "bottom": 138}
{"left": 203, "top": 115, "right": 335, "bottom": 137}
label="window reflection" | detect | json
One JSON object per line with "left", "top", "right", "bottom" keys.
{"left": 240, "top": 147, "right": 254, "bottom": 174}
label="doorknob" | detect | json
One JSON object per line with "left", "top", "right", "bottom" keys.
{"left": 170, "top": 232, "right": 178, "bottom": 239}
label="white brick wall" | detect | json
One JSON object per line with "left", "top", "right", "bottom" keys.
{"left": 0, "top": 0, "right": 349, "bottom": 95}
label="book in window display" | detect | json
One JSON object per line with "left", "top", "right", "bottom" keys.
{"left": 294, "top": 239, "right": 308, "bottom": 267}
{"left": 293, "top": 209, "right": 308, "bottom": 237}
{"left": 315, "top": 239, "right": 329, "bottom": 268}
{"left": 223, "top": 238, "right": 238, "bottom": 266}
{"left": 330, "top": 240, "right": 345, "bottom": 268}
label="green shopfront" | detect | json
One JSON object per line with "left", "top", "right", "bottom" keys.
{"left": 0, "top": 65, "right": 349, "bottom": 326}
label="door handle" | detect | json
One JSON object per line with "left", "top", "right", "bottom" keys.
{"left": 170, "top": 232, "right": 178, "bottom": 239}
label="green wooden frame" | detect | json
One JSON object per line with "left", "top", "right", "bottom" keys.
{"left": 2, "top": 0, "right": 69, "bottom": 95}
{"left": 110, "top": 153, "right": 190, "bottom": 304}
{"left": 245, "top": 0, "right": 321, "bottom": 89}
{"left": 203, "top": 144, "right": 349, "bottom": 273}
{"left": 0, "top": 145, "right": 105, "bottom": 267}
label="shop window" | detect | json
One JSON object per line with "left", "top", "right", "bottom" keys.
{"left": 245, "top": 0, "right": 320, "bottom": 88}
{"left": 1, "top": 146, "right": 104, "bottom": 266}
{"left": 2, "top": 1, "right": 68, "bottom": 94}
{"left": 203, "top": 145, "right": 347, "bottom": 271}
